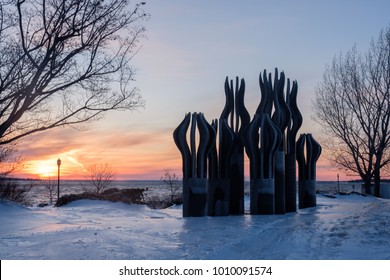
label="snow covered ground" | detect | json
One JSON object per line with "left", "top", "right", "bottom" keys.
{"left": 1, "top": 193, "right": 389, "bottom": 260}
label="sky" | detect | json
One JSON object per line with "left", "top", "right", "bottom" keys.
{"left": 11, "top": 0, "right": 390, "bottom": 181}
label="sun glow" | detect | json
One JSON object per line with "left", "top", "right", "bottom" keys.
{"left": 32, "top": 161, "right": 57, "bottom": 179}
{"left": 23, "top": 156, "right": 85, "bottom": 180}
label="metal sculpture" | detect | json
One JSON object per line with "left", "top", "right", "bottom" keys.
{"left": 296, "top": 134, "right": 322, "bottom": 209}
{"left": 173, "top": 68, "right": 321, "bottom": 217}
{"left": 256, "top": 69, "right": 291, "bottom": 214}
{"left": 173, "top": 112, "right": 216, "bottom": 217}
{"left": 220, "top": 77, "right": 250, "bottom": 215}
{"left": 207, "top": 118, "right": 235, "bottom": 216}
{"left": 243, "top": 114, "right": 282, "bottom": 214}
{"left": 271, "top": 70, "right": 291, "bottom": 214}
{"left": 285, "top": 79, "right": 303, "bottom": 212}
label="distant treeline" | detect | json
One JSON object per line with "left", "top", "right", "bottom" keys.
{"left": 0, "top": 177, "right": 39, "bottom": 181}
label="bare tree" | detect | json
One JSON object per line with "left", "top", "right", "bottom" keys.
{"left": 313, "top": 26, "right": 390, "bottom": 196}
{"left": 0, "top": 0, "right": 148, "bottom": 145}
{"left": 87, "top": 163, "right": 114, "bottom": 194}
{"left": 0, "top": 143, "right": 23, "bottom": 176}
{"left": 41, "top": 177, "right": 56, "bottom": 204}
{"left": 161, "top": 168, "right": 182, "bottom": 204}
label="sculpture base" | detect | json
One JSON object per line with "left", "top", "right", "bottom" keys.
{"left": 207, "top": 178, "right": 230, "bottom": 216}
{"left": 183, "top": 178, "right": 207, "bottom": 217}
{"left": 274, "top": 150, "right": 285, "bottom": 214}
{"left": 228, "top": 153, "right": 245, "bottom": 215}
{"left": 285, "top": 153, "right": 297, "bottom": 213}
{"left": 250, "top": 178, "right": 275, "bottom": 214}
{"left": 298, "top": 179, "right": 316, "bottom": 209}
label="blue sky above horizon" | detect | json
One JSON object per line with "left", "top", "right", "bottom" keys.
{"left": 15, "top": 0, "right": 390, "bottom": 180}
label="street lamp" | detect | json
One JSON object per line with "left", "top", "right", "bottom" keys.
{"left": 337, "top": 173, "right": 340, "bottom": 193}
{"left": 57, "top": 158, "right": 61, "bottom": 202}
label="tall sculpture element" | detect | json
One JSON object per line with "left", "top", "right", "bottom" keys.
{"left": 220, "top": 77, "right": 250, "bottom": 215}
{"left": 243, "top": 114, "right": 281, "bottom": 214}
{"left": 207, "top": 118, "right": 235, "bottom": 216}
{"left": 296, "top": 134, "right": 322, "bottom": 209}
{"left": 285, "top": 79, "right": 303, "bottom": 212}
{"left": 270, "top": 70, "right": 291, "bottom": 214}
{"left": 256, "top": 69, "right": 291, "bottom": 214}
{"left": 173, "top": 113, "right": 216, "bottom": 217}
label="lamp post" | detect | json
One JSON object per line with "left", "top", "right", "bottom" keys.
{"left": 57, "top": 158, "right": 61, "bottom": 202}
{"left": 337, "top": 173, "right": 340, "bottom": 193}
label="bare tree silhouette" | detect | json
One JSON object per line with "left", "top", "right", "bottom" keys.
{"left": 87, "top": 163, "right": 114, "bottom": 194}
{"left": 313, "top": 26, "right": 390, "bottom": 196}
{"left": 161, "top": 168, "right": 182, "bottom": 204}
{"left": 0, "top": 0, "right": 148, "bottom": 145}
{"left": 42, "top": 177, "right": 56, "bottom": 204}
{"left": 0, "top": 143, "right": 23, "bottom": 176}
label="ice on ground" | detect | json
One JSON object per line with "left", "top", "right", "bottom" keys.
{"left": 0, "top": 194, "right": 389, "bottom": 260}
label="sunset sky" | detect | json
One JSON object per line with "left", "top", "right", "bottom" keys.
{"left": 13, "top": 0, "right": 390, "bottom": 181}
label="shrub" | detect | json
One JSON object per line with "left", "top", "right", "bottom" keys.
{"left": 145, "top": 193, "right": 183, "bottom": 209}
{"left": 55, "top": 188, "right": 146, "bottom": 207}
{"left": 0, "top": 179, "right": 32, "bottom": 206}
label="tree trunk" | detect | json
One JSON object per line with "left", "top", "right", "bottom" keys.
{"left": 374, "top": 168, "right": 381, "bottom": 197}
{"left": 364, "top": 178, "right": 372, "bottom": 195}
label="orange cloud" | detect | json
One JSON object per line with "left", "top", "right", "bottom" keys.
{"left": 14, "top": 123, "right": 181, "bottom": 180}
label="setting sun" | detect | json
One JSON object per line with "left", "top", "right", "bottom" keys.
{"left": 36, "top": 165, "right": 56, "bottom": 178}
{"left": 30, "top": 161, "right": 58, "bottom": 179}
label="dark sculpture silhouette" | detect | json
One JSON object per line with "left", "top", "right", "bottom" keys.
{"left": 207, "top": 118, "right": 235, "bottom": 216}
{"left": 285, "top": 79, "right": 303, "bottom": 212}
{"left": 296, "top": 134, "right": 322, "bottom": 209}
{"left": 173, "top": 112, "right": 215, "bottom": 217}
{"left": 256, "top": 69, "right": 291, "bottom": 214}
{"left": 243, "top": 114, "right": 281, "bottom": 214}
{"left": 220, "top": 77, "right": 250, "bottom": 215}
{"left": 173, "top": 68, "right": 320, "bottom": 217}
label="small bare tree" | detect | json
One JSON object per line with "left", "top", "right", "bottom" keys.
{"left": 161, "top": 169, "right": 182, "bottom": 204}
{"left": 87, "top": 163, "right": 114, "bottom": 194}
{"left": 41, "top": 177, "right": 56, "bottom": 204}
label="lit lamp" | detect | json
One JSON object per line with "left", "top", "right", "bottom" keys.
{"left": 57, "top": 158, "right": 61, "bottom": 202}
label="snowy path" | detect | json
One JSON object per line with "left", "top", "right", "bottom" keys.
{"left": 1, "top": 194, "right": 389, "bottom": 259}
